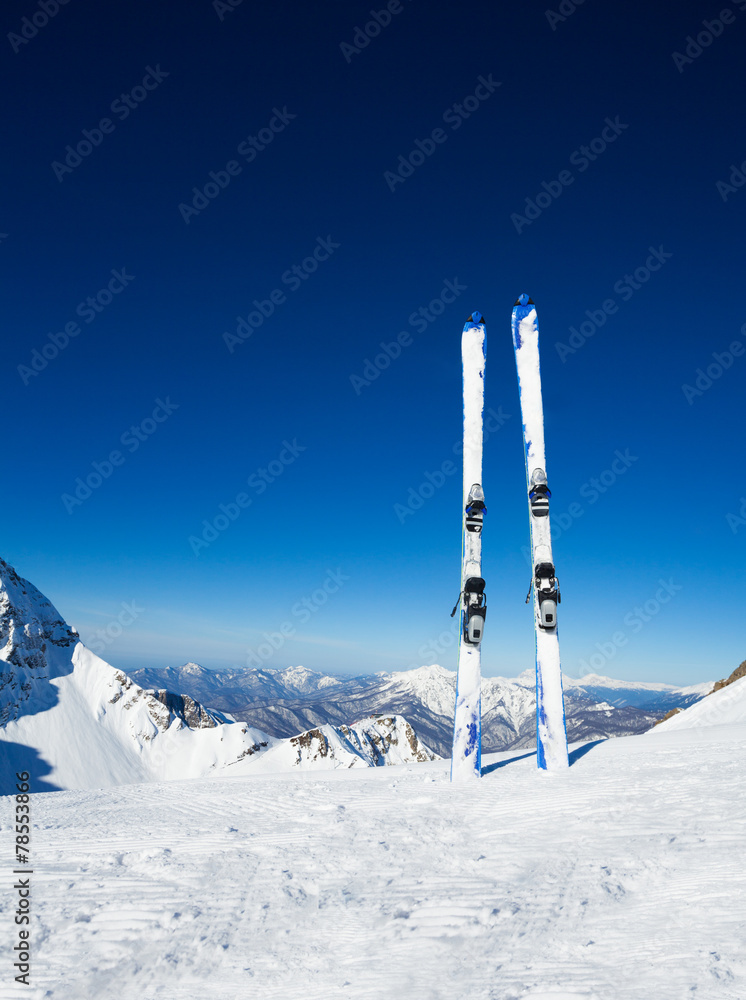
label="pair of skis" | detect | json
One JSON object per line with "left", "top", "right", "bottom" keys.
{"left": 450, "top": 297, "right": 568, "bottom": 782}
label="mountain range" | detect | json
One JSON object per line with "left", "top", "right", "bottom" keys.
{"left": 129, "top": 660, "right": 711, "bottom": 758}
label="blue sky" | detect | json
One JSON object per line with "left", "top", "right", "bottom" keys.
{"left": 3, "top": 0, "right": 745, "bottom": 685}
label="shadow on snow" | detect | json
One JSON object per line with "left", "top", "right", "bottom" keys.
{"left": 480, "top": 738, "right": 607, "bottom": 775}
{"left": 481, "top": 749, "right": 536, "bottom": 775}
{"left": 568, "top": 738, "right": 606, "bottom": 765}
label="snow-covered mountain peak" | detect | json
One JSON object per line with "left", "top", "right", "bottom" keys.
{"left": 418, "top": 663, "right": 451, "bottom": 677}
{"left": 270, "top": 664, "right": 337, "bottom": 691}
{"left": 386, "top": 663, "right": 456, "bottom": 717}
{"left": 181, "top": 661, "right": 207, "bottom": 675}
{"left": 0, "top": 557, "right": 78, "bottom": 725}
{"left": 3, "top": 635, "right": 277, "bottom": 791}
{"left": 390, "top": 663, "right": 453, "bottom": 684}
{"left": 273, "top": 664, "right": 314, "bottom": 681}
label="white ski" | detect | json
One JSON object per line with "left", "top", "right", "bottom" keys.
{"left": 451, "top": 311, "right": 487, "bottom": 782}
{"left": 511, "top": 294, "right": 569, "bottom": 771}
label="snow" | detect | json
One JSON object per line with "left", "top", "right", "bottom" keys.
{"left": 653, "top": 675, "right": 746, "bottom": 731}
{"left": 227, "top": 715, "right": 438, "bottom": 773}
{"left": 1, "top": 559, "right": 742, "bottom": 995}
{"left": 4, "top": 720, "right": 745, "bottom": 999}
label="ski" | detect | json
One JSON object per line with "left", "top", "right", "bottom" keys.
{"left": 511, "top": 294, "right": 569, "bottom": 771}
{"left": 451, "top": 311, "right": 487, "bottom": 782}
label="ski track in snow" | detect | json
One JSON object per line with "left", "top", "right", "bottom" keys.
{"left": 2, "top": 723, "right": 745, "bottom": 1000}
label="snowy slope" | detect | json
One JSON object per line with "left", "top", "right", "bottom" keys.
{"left": 4, "top": 722, "right": 745, "bottom": 999}
{"left": 0, "top": 560, "right": 437, "bottom": 793}
{"left": 0, "top": 636, "right": 275, "bottom": 793}
{"left": 653, "top": 675, "right": 746, "bottom": 731}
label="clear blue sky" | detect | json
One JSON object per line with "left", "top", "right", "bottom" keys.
{"left": 3, "top": 0, "right": 745, "bottom": 685}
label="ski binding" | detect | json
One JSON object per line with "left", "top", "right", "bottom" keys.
{"left": 531, "top": 561, "right": 560, "bottom": 629}
{"left": 465, "top": 483, "right": 486, "bottom": 532}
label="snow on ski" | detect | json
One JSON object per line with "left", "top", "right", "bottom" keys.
{"left": 511, "top": 294, "right": 569, "bottom": 771}
{"left": 451, "top": 311, "right": 487, "bottom": 782}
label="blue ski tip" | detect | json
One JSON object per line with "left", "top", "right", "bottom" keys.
{"left": 465, "top": 311, "right": 485, "bottom": 328}
{"left": 511, "top": 295, "right": 537, "bottom": 349}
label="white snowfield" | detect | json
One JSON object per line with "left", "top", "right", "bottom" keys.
{"left": 4, "top": 707, "right": 745, "bottom": 1000}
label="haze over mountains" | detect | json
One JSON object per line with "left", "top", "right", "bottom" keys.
{"left": 129, "top": 661, "right": 711, "bottom": 758}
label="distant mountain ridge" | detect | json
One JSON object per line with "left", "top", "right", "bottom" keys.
{"left": 129, "top": 661, "right": 711, "bottom": 758}
{"left": 653, "top": 658, "right": 745, "bottom": 729}
{"left": 653, "top": 674, "right": 746, "bottom": 732}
